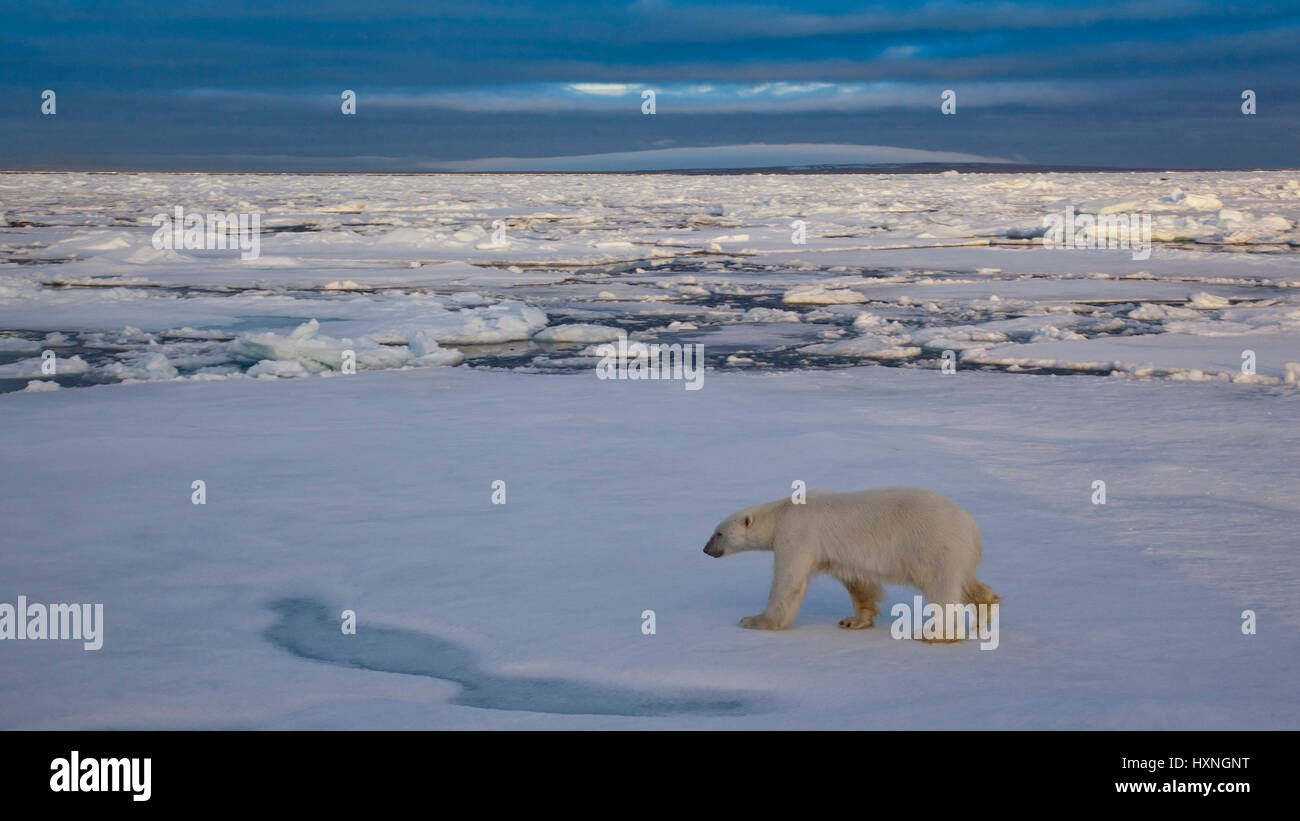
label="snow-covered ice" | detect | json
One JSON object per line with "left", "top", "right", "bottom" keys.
{"left": 2, "top": 170, "right": 1298, "bottom": 390}
{"left": 2, "top": 367, "right": 1297, "bottom": 729}
{"left": 1, "top": 171, "right": 1298, "bottom": 728}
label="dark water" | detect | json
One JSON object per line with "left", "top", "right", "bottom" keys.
{"left": 5, "top": 252, "right": 1281, "bottom": 392}
{"left": 263, "top": 598, "right": 762, "bottom": 717}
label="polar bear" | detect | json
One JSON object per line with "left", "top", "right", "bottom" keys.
{"left": 703, "top": 487, "right": 998, "bottom": 633}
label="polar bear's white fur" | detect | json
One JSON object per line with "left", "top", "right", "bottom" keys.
{"left": 703, "top": 487, "right": 998, "bottom": 633}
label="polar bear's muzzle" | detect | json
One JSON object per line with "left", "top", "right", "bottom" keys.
{"left": 704, "top": 533, "right": 724, "bottom": 557}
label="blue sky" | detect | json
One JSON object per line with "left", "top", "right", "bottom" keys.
{"left": 3, "top": 1, "right": 1298, "bottom": 170}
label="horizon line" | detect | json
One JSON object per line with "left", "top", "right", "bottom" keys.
{"left": 4, "top": 163, "right": 1297, "bottom": 175}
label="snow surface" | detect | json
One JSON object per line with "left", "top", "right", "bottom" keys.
{"left": 1, "top": 367, "right": 1297, "bottom": 729}
{"left": 2, "top": 171, "right": 1298, "bottom": 728}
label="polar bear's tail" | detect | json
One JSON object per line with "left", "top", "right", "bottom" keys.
{"left": 963, "top": 579, "right": 1001, "bottom": 607}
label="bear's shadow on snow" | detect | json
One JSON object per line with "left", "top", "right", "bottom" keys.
{"left": 264, "top": 598, "right": 764, "bottom": 717}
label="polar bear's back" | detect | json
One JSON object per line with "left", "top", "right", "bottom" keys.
{"left": 805, "top": 486, "right": 969, "bottom": 520}
{"left": 776, "top": 486, "right": 981, "bottom": 578}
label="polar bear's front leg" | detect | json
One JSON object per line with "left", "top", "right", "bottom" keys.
{"left": 742, "top": 550, "right": 813, "bottom": 630}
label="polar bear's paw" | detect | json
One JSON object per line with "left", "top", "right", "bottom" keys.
{"left": 838, "top": 616, "right": 874, "bottom": 629}
{"left": 740, "top": 614, "right": 780, "bottom": 630}
{"left": 919, "top": 635, "right": 962, "bottom": 644}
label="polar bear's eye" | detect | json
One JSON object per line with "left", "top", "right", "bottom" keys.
{"left": 743, "top": 515, "right": 751, "bottom": 527}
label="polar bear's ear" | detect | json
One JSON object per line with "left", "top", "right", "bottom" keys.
{"left": 743, "top": 515, "right": 752, "bottom": 527}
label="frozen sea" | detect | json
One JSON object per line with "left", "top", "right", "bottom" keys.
{"left": 1, "top": 170, "right": 1297, "bottom": 729}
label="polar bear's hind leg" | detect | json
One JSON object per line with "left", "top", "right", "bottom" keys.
{"left": 838, "top": 579, "right": 883, "bottom": 629}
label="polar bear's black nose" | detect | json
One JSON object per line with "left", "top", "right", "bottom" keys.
{"left": 704, "top": 534, "right": 722, "bottom": 557}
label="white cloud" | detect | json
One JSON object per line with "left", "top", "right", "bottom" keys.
{"left": 566, "top": 83, "right": 640, "bottom": 96}
{"left": 186, "top": 80, "right": 1100, "bottom": 114}
{"left": 770, "top": 82, "right": 834, "bottom": 95}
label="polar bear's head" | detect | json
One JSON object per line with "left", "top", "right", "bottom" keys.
{"left": 703, "top": 505, "right": 773, "bottom": 557}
